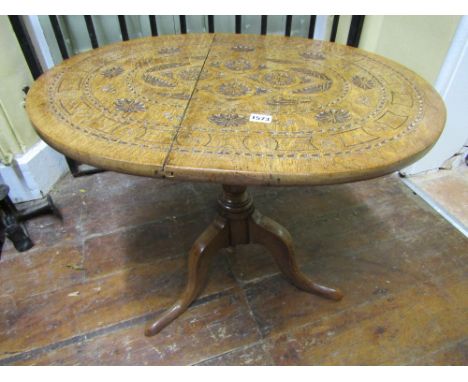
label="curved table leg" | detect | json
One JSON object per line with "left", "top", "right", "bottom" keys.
{"left": 145, "top": 216, "right": 230, "bottom": 336}
{"left": 249, "top": 210, "right": 343, "bottom": 301}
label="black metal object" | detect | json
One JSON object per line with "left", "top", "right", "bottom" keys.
{"left": 0, "top": 182, "right": 33, "bottom": 252}
{"left": 0, "top": 184, "right": 62, "bottom": 255}
{"left": 179, "top": 15, "right": 187, "bottom": 34}
{"left": 330, "top": 15, "right": 340, "bottom": 43}
{"left": 49, "top": 15, "right": 69, "bottom": 59}
{"left": 261, "top": 15, "right": 268, "bottom": 35}
{"left": 285, "top": 15, "right": 292, "bottom": 37}
{"left": 308, "top": 15, "right": 316, "bottom": 39}
{"left": 149, "top": 16, "right": 158, "bottom": 36}
{"left": 2, "top": 217, "right": 33, "bottom": 253}
{"left": 8, "top": 16, "right": 43, "bottom": 80}
{"left": 84, "top": 15, "right": 99, "bottom": 49}
{"left": 235, "top": 15, "right": 241, "bottom": 34}
{"left": 208, "top": 15, "right": 214, "bottom": 33}
{"left": 118, "top": 15, "right": 129, "bottom": 41}
{"left": 347, "top": 15, "right": 365, "bottom": 47}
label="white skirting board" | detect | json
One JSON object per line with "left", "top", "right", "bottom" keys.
{"left": 0, "top": 140, "right": 68, "bottom": 203}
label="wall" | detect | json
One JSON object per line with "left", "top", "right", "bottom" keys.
{"left": 402, "top": 16, "right": 468, "bottom": 175}
{"left": 0, "top": 15, "right": 40, "bottom": 164}
{"left": 359, "top": 15, "right": 461, "bottom": 85}
{"left": 358, "top": 16, "right": 465, "bottom": 174}
{"left": 0, "top": 16, "right": 68, "bottom": 202}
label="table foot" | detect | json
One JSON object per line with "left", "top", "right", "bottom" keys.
{"left": 249, "top": 210, "right": 343, "bottom": 301}
{"left": 145, "top": 216, "right": 229, "bottom": 337}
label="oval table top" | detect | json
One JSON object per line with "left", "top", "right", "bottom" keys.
{"left": 26, "top": 33, "right": 446, "bottom": 186}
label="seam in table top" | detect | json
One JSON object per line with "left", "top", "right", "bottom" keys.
{"left": 160, "top": 34, "right": 216, "bottom": 174}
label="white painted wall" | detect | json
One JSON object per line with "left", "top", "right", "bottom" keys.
{"left": 0, "top": 140, "right": 68, "bottom": 202}
{"left": 0, "top": 16, "right": 68, "bottom": 202}
{"left": 402, "top": 16, "right": 468, "bottom": 175}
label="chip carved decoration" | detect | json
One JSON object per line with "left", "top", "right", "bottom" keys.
{"left": 114, "top": 98, "right": 146, "bottom": 113}
{"left": 101, "top": 66, "right": 124, "bottom": 78}
{"left": 315, "top": 109, "right": 352, "bottom": 124}
{"left": 300, "top": 51, "right": 326, "bottom": 60}
{"left": 231, "top": 44, "right": 255, "bottom": 52}
{"left": 208, "top": 113, "right": 249, "bottom": 127}
{"left": 26, "top": 33, "right": 443, "bottom": 183}
{"left": 225, "top": 58, "right": 252, "bottom": 71}
{"left": 352, "top": 75, "right": 376, "bottom": 90}
{"left": 218, "top": 82, "right": 251, "bottom": 98}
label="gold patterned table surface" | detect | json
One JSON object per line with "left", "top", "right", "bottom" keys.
{"left": 26, "top": 33, "right": 446, "bottom": 186}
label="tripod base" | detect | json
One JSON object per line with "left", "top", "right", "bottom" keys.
{"left": 145, "top": 185, "right": 343, "bottom": 337}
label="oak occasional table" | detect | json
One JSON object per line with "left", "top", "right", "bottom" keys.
{"left": 26, "top": 33, "right": 446, "bottom": 336}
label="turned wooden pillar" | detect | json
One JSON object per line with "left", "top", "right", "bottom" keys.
{"left": 217, "top": 185, "right": 253, "bottom": 245}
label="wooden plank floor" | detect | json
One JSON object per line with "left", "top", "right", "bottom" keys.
{"left": 0, "top": 172, "right": 467, "bottom": 365}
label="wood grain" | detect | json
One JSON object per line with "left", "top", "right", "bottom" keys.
{"left": 26, "top": 33, "right": 446, "bottom": 186}
{"left": 265, "top": 282, "right": 468, "bottom": 365}
{"left": 10, "top": 288, "right": 261, "bottom": 366}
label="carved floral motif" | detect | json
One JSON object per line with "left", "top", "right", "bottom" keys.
{"left": 352, "top": 75, "right": 376, "bottom": 90}
{"left": 292, "top": 71, "right": 333, "bottom": 94}
{"left": 231, "top": 44, "right": 255, "bottom": 52}
{"left": 178, "top": 67, "right": 209, "bottom": 81}
{"left": 114, "top": 99, "right": 146, "bottom": 113}
{"left": 218, "top": 82, "right": 251, "bottom": 97}
{"left": 208, "top": 113, "right": 248, "bottom": 127}
{"left": 315, "top": 109, "right": 351, "bottom": 124}
{"left": 178, "top": 68, "right": 200, "bottom": 81}
{"left": 142, "top": 73, "right": 176, "bottom": 87}
{"left": 300, "top": 51, "right": 326, "bottom": 60}
{"left": 263, "top": 70, "right": 295, "bottom": 86}
{"left": 225, "top": 59, "right": 252, "bottom": 71}
{"left": 101, "top": 66, "right": 124, "bottom": 78}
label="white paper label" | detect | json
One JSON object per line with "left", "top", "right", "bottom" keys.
{"left": 249, "top": 113, "right": 272, "bottom": 123}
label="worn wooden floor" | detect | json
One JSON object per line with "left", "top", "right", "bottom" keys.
{"left": 0, "top": 172, "right": 467, "bottom": 365}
